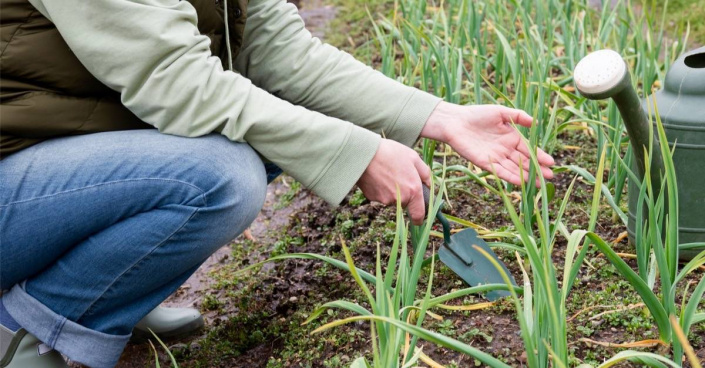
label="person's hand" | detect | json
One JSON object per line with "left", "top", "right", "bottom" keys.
{"left": 357, "top": 139, "right": 431, "bottom": 225}
{"left": 421, "top": 102, "right": 555, "bottom": 185}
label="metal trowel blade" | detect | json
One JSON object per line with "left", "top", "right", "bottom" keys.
{"left": 438, "top": 227, "right": 517, "bottom": 301}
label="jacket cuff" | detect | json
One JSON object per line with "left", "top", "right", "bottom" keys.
{"left": 309, "top": 126, "right": 381, "bottom": 206}
{"left": 385, "top": 90, "right": 442, "bottom": 147}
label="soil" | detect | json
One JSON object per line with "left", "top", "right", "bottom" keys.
{"left": 110, "top": 1, "right": 705, "bottom": 367}
{"left": 114, "top": 135, "right": 705, "bottom": 368}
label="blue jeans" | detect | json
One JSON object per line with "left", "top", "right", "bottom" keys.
{"left": 0, "top": 130, "right": 273, "bottom": 367}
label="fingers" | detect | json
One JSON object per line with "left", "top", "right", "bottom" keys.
{"left": 408, "top": 156, "right": 429, "bottom": 225}
{"left": 413, "top": 156, "right": 432, "bottom": 188}
{"left": 505, "top": 108, "right": 534, "bottom": 128}
{"left": 510, "top": 151, "right": 532, "bottom": 171}
{"left": 503, "top": 108, "right": 555, "bottom": 166}
{"left": 356, "top": 139, "right": 430, "bottom": 226}
{"left": 490, "top": 163, "right": 523, "bottom": 186}
{"left": 491, "top": 160, "right": 546, "bottom": 188}
{"left": 503, "top": 107, "right": 556, "bottom": 168}
{"left": 509, "top": 151, "right": 554, "bottom": 180}
{"left": 538, "top": 163, "right": 554, "bottom": 180}
{"left": 514, "top": 140, "right": 556, "bottom": 169}
{"left": 406, "top": 182, "right": 426, "bottom": 226}
{"left": 488, "top": 146, "right": 554, "bottom": 186}
{"left": 500, "top": 158, "right": 529, "bottom": 183}
{"left": 536, "top": 147, "right": 556, "bottom": 166}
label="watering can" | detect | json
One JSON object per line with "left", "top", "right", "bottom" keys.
{"left": 573, "top": 47, "right": 705, "bottom": 261}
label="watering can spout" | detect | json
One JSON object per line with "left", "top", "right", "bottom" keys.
{"left": 573, "top": 49, "right": 665, "bottom": 194}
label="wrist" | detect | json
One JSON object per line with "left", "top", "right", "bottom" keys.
{"left": 420, "top": 101, "right": 460, "bottom": 143}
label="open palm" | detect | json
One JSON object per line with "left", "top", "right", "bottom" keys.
{"left": 423, "top": 103, "right": 554, "bottom": 185}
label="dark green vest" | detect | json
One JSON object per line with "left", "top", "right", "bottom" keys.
{"left": 0, "top": 0, "right": 248, "bottom": 157}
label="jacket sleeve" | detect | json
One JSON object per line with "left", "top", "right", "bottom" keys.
{"left": 235, "top": 0, "right": 442, "bottom": 148}
{"left": 28, "top": 0, "right": 381, "bottom": 206}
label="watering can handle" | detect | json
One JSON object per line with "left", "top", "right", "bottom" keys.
{"left": 421, "top": 185, "right": 452, "bottom": 245}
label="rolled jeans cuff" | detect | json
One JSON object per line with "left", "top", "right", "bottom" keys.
{"left": 3, "top": 282, "right": 129, "bottom": 368}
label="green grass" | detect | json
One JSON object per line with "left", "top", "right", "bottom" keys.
{"left": 658, "top": 0, "right": 705, "bottom": 46}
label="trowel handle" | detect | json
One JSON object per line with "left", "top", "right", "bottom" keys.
{"left": 422, "top": 185, "right": 452, "bottom": 245}
{"left": 422, "top": 185, "right": 431, "bottom": 211}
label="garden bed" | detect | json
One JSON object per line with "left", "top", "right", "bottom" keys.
{"left": 117, "top": 0, "right": 705, "bottom": 367}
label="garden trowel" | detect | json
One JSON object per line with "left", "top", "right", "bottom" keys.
{"left": 423, "top": 186, "right": 517, "bottom": 301}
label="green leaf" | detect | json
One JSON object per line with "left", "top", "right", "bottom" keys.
{"left": 596, "top": 350, "right": 681, "bottom": 368}
{"left": 680, "top": 267, "right": 705, "bottom": 335}
{"left": 545, "top": 182, "right": 556, "bottom": 204}
{"left": 587, "top": 233, "right": 671, "bottom": 341}
{"left": 148, "top": 340, "right": 161, "bottom": 368}
{"left": 304, "top": 301, "right": 371, "bottom": 326}
{"left": 423, "top": 284, "right": 522, "bottom": 308}
{"left": 350, "top": 356, "right": 370, "bottom": 368}
{"left": 560, "top": 165, "right": 627, "bottom": 225}
{"left": 149, "top": 328, "right": 179, "bottom": 368}
{"left": 314, "top": 315, "right": 512, "bottom": 368}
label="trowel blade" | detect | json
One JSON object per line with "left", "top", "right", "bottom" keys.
{"left": 438, "top": 228, "right": 517, "bottom": 301}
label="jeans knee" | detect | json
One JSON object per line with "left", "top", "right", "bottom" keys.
{"left": 218, "top": 158, "right": 267, "bottom": 232}
{"left": 188, "top": 138, "right": 267, "bottom": 243}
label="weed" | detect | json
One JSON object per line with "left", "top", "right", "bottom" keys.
{"left": 276, "top": 180, "right": 302, "bottom": 209}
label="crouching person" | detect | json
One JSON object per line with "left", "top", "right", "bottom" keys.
{"left": 0, "top": 0, "right": 553, "bottom": 367}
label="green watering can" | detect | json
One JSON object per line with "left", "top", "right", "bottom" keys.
{"left": 573, "top": 47, "right": 705, "bottom": 260}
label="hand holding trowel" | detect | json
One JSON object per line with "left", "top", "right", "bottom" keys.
{"left": 421, "top": 186, "right": 517, "bottom": 301}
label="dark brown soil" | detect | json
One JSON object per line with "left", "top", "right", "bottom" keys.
{"left": 117, "top": 131, "right": 704, "bottom": 368}
{"left": 111, "top": 1, "right": 705, "bottom": 366}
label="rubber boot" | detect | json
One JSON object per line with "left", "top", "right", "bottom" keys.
{"left": 132, "top": 306, "right": 204, "bottom": 342}
{"left": 0, "top": 326, "right": 68, "bottom": 368}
